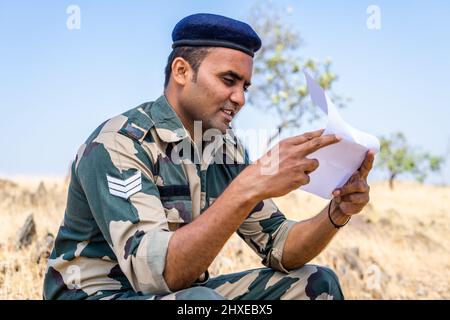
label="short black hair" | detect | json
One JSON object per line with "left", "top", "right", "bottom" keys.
{"left": 164, "top": 46, "right": 211, "bottom": 88}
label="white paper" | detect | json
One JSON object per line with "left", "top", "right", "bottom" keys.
{"left": 300, "top": 72, "right": 380, "bottom": 199}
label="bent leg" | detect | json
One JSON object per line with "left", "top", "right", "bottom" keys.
{"left": 88, "top": 265, "right": 343, "bottom": 300}
{"left": 202, "top": 265, "right": 344, "bottom": 300}
{"left": 88, "top": 286, "right": 227, "bottom": 300}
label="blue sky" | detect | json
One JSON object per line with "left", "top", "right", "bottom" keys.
{"left": 1, "top": 0, "right": 449, "bottom": 184}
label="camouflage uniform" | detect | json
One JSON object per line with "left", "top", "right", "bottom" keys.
{"left": 43, "top": 95, "right": 344, "bottom": 300}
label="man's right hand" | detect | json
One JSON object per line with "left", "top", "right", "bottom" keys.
{"left": 238, "top": 129, "right": 341, "bottom": 201}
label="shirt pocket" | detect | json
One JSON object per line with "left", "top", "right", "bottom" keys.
{"left": 158, "top": 185, "right": 193, "bottom": 231}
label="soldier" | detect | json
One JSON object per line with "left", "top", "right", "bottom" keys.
{"left": 43, "top": 13, "right": 374, "bottom": 300}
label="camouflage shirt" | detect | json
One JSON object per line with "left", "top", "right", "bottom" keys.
{"left": 43, "top": 95, "right": 296, "bottom": 300}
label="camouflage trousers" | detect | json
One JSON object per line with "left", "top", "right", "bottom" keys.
{"left": 91, "top": 264, "right": 344, "bottom": 300}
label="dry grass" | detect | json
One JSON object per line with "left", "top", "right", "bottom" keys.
{"left": 0, "top": 177, "right": 449, "bottom": 299}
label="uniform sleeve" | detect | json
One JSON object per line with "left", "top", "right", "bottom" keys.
{"left": 237, "top": 199, "right": 296, "bottom": 273}
{"left": 76, "top": 131, "right": 173, "bottom": 295}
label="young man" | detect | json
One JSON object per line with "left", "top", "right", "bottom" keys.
{"left": 43, "top": 13, "right": 374, "bottom": 300}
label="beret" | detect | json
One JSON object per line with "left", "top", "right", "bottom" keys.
{"left": 172, "top": 13, "right": 261, "bottom": 57}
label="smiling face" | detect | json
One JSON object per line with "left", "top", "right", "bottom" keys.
{"left": 170, "top": 47, "right": 253, "bottom": 135}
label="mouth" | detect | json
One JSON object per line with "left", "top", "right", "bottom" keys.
{"left": 220, "top": 108, "right": 235, "bottom": 122}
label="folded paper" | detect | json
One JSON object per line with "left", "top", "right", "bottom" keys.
{"left": 300, "top": 72, "right": 380, "bottom": 199}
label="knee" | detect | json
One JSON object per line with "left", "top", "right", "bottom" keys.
{"left": 174, "top": 286, "right": 226, "bottom": 300}
{"left": 289, "top": 265, "right": 344, "bottom": 300}
{"left": 304, "top": 265, "right": 344, "bottom": 300}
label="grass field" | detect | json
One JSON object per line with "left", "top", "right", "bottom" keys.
{"left": 0, "top": 177, "right": 448, "bottom": 299}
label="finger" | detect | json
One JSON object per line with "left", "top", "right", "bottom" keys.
{"left": 298, "top": 134, "right": 341, "bottom": 155}
{"left": 345, "top": 171, "right": 360, "bottom": 185}
{"left": 334, "top": 180, "right": 369, "bottom": 197}
{"left": 302, "top": 158, "right": 320, "bottom": 174}
{"left": 288, "top": 129, "right": 324, "bottom": 145}
{"left": 294, "top": 173, "right": 310, "bottom": 186}
{"left": 301, "top": 173, "right": 310, "bottom": 185}
{"left": 359, "top": 150, "right": 375, "bottom": 179}
{"left": 339, "top": 202, "right": 365, "bottom": 215}
{"left": 340, "top": 192, "right": 369, "bottom": 205}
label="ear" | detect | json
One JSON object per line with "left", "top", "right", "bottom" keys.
{"left": 171, "top": 57, "right": 191, "bottom": 86}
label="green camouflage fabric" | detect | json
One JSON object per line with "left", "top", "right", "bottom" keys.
{"left": 43, "top": 95, "right": 343, "bottom": 300}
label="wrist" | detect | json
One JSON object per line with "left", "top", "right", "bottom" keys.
{"left": 328, "top": 199, "right": 351, "bottom": 228}
{"left": 232, "top": 165, "right": 265, "bottom": 203}
{"left": 229, "top": 172, "right": 262, "bottom": 207}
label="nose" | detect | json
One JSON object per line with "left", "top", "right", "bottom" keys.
{"left": 230, "top": 87, "right": 245, "bottom": 108}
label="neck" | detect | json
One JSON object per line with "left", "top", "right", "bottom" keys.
{"left": 164, "top": 90, "right": 197, "bottom": 141}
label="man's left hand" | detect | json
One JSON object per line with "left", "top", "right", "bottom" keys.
{"left": 332, "top": 150, "right": 375, "bottom": 216}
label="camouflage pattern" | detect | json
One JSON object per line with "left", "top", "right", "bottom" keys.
{"left": 158, "top": 265, "right": 343, "bottom": 300}
{"left": 43, "top": 95, "right": 343, "bottom": 300}
{"left": 85, "top": 265, "right": 343, "bottom": 300}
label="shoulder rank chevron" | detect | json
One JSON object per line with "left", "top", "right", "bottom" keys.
{"left": 106, "top": 171, "right": 142, "bottom": 199}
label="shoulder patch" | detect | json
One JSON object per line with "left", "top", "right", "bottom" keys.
{"left": 118, "top": 105, "right": 155, "bottom": 143}
{"left": 119, "top": 123, "right": 146, "bottom": 141}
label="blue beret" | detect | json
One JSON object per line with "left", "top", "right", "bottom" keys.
{"left": 172, "top": 13, "right": 261, "bottom": 57}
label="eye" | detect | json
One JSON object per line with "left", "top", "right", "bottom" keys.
{"left": 223, "top": 77, "right": 235, "bottom": 85}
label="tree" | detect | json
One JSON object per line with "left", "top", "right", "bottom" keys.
{"left": 246, "top": 2, "right": 348, "bottom": 146}
{"left": 377, "top": 132, "right": 444, "bottom": 189}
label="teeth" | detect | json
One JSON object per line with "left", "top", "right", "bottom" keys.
{"left": 223, "top": 110, "right": 232, "bottom": 115}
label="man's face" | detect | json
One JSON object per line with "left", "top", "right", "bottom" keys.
{"left": 180, "top": 47, "right": 253, "bottom": 134}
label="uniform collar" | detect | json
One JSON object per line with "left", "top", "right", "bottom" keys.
{"left": 144, "top": 95, "right": 188, "bottom": 143}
